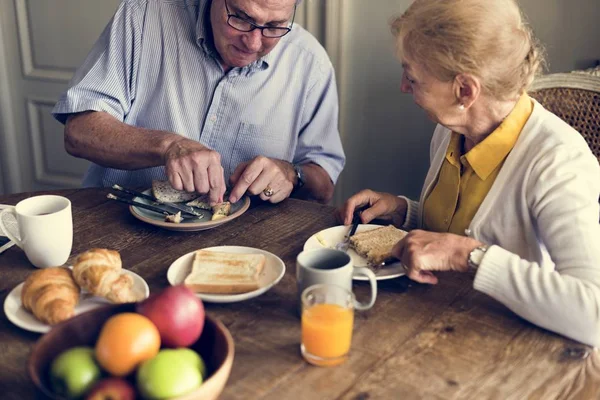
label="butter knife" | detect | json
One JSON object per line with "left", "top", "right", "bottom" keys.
{"left": 112, "top": 184, "right": 204, "bottom": 218}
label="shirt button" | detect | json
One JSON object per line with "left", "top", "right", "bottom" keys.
{"left": 209, "top": 115, "right": 217, "bottom": 122}
{"left": 444, "top": 218, "right": 449, "bottom": 224}
{"left": 464, "top": 228, "right": 472, "bottom": 236}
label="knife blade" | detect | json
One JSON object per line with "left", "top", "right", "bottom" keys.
{"left": 112, "top": 184, "right": 204, "bottom": 218}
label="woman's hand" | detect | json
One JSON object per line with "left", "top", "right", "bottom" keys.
{"left": 392, "top": 230, "right": 483, "bottom": 284}
{"left": 337, "top": 189, "right": 408, "bottom": 226}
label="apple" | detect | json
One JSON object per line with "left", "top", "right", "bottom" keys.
{"left": 176, "top": 347, "right": 207, "bottom": 379}
{"left": 85, "top": 377, "right": 136, "bottom": 400}
{"left": 136, "top": 348, "right": 205, "bottom": 399}
{"left": 136, "top": 285, "right": 205, "bottom": 348}
{"left": 50, "top": 346, "right": 101, "bottom": 399}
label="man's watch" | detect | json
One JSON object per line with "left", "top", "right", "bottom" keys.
{"left": 293, "top": 163, "right": 305, "bottom": 190}
{"left": 467, "top": 245, "right": 489, "bottom": 272}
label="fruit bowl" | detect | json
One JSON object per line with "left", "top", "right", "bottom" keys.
{"left": 28, "top": 303, "right": 234, "bottom": 400}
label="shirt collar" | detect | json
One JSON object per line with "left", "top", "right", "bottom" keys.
{"left": 195, "top": 0, "right": 275, "bottom": 73}
{"left": 464, "top": 93, "right": 533, "bottom": 180}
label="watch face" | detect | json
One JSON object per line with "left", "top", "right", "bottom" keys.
{"left": 294, "top": 164, "right": 305, "bottom": 188}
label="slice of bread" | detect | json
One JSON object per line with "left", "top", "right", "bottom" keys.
{"left": 184, "top": 250, "right": 266, "bottom": 294}
{"left": 186, "top": 195, "right": 211, "bottom": 210}
{"left": 152, "top": 180, "right": 198, "bottom": 203}
{"left": 349, "top": 225, "right": 407, "bottom": 265}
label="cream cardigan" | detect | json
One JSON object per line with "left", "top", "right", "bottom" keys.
{"left": 401, "top": 99, "right": 600, "bottom": 347}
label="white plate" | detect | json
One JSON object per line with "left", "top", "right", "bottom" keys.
{"left": 304, "top": 224, "right": 406, "bottom": 281}
{"left": 167, "top": 246, "right": 285, "bottom": 303}
{"left": 129, "top": 189, "right": 250, "bottom": 232}
{"left": 3, "top": 269, "right": 150, "bottom": 334}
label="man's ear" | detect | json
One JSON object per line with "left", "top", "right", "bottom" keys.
{"left": 453, "top": 74, "right": 481, "bottom": 109}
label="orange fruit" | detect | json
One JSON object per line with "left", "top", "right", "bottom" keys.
{"left": 95, "top": 312, "right": 161, "bottom": 377}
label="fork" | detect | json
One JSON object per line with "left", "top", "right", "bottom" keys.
{"left": 335, "top": 206, "right": 366, "bottom": 252}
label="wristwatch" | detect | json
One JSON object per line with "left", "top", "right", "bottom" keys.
{"left": 293, "top": 163, "right": 305, "bottom": 190}
{"left": 467, "top": 245, "right": 489, "bottom": 272}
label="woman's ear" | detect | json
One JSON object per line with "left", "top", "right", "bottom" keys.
{"left": 453, "top": 74, "right": 481, "bottom": 110}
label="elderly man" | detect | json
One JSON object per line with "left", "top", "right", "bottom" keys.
{"left": 52, "top": 0, "right": 345, "bottom": 205}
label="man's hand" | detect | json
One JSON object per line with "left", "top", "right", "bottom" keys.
{"left": 337, "top": 189, "right": 408, "bottom": 227}
{"left": 228, "top": 156, "right": 295, "bottom": 203}
{"left": 164, "top": 138, "right": 226, "bottom": 205}
{"left": 392, "top": 230, "right": 483, "bottom": 284}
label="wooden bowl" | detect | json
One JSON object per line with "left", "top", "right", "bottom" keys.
{"left": 28, "top": 303, "right": 234, "bottom": 400}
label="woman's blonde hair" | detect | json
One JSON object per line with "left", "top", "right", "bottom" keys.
{"left": 391, "top": 0, "right": 546, "bottom": 100}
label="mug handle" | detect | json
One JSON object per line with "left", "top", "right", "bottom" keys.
{"left": 352, "top": 266, "right": 378, "bottom": 311}
{"left": 0, "top": 208, "right": 22, "bottom": 248}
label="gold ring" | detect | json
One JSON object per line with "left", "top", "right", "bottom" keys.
{"left": 263, "top": 186, "right": 274, "bottom": 197}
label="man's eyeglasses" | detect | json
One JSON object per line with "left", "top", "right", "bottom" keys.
{"left": 224, "top": 0, "right": 296, "bottom": 38}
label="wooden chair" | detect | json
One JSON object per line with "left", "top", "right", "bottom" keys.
{"left": 529, "top": 68, "right": 600, "bottom": 211}
{"left": 529, "top": 68, "right": 600, "bottom": 162}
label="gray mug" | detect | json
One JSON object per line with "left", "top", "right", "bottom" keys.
{"left": 296, "top": 248, "right": 377, "bottom": 311}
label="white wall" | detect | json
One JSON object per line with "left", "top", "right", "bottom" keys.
{"left": 334, "top": 0, "right": 600, "bottom": 204}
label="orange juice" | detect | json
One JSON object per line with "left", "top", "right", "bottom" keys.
{"left": 301, "top": 303, "right": 354, "bottom": 366}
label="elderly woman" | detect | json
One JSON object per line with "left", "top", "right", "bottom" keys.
{"left": 339, "top": 0, "right": 600, "bottom": 347}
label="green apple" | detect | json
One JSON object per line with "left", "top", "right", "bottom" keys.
{"left": 176, "top": 348, "right": 207, "bottom": 379}
{"left": 137, "top": 348, "right": 205, "bottom": 399}
{"left": 50, "top": 346, "right": 102, "bottom": 399}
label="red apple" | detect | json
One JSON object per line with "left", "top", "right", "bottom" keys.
{"left": 136, "top": 285, "right": 205, "bottom": 348}
{"left": 85, "top": 377, "right": 135, "bottom": 400}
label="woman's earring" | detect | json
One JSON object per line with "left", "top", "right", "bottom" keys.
{"left": 459, "top": 104, "right": 465, "bottom": 110}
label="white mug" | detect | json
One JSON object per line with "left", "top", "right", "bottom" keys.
{"left": 0, "top": 195, "right": 73, "bottom": 268}
{"left": 297, "top": 248, "right": 377, "bottom": 311}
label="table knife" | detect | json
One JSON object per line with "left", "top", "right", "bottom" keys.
{"left": 112, "top": 184, "right": 204, "bottom": 218}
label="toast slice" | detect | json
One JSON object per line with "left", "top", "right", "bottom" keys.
{"left": 152, "top": 180, "right": 198, "bottom": 203}
{"left": 349, "top": 225, "right": 407, "bottom": 265}
{"left": 186, "top": 195, "right": 211, "bottom": 210}
{"left": 184, "top": 250, "right": 266, "bottom": 294}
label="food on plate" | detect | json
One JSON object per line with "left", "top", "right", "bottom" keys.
{"left": 152, "top": 180, "right": 198, "bottom": 203}
{"left": 137, "top": 348, "right": 206, "bottom": 399}
{"left": 315, "top": 233, "right": 330, "bottom": 248}
{"left": 164, "top": 211, "right": 183, "bottom": 224}
{"left": 211, "top": 201, "right": 231, "bottom": 220}
{"left": 73, "top": 248, "right": 141, "bottom": 303}
{"left": 21, "top": 267, "right": 80, "bottom": 325}
{"left": 95, "top": 312, "right": 161, "bottom": 377}
{"left": 186, "top": 195, "right": 211, "bottom": 210}
{"left": 136, "top": 285, "right": 205, "bottom": 348}
{"left": 349, "top": 225, "right": 408, "bottom": 265}
{"left": 50, "top": 346, "right": 102, "bottom": 399}
{"left": 85, "top": 377, "right": 136, "bottom": 400}
{"left": 184, "top": 249, "right": 266, "bottom": 294}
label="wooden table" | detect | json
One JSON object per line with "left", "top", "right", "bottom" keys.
{"left": 1, "top": 188, "right": 598, "bottom": 400}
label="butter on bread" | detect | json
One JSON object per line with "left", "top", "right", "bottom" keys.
{"left": 349, "top": 225, "right": 407, "bottom": 265}
{"left": 184, "top": 250, "right": 266, "bottom": 294}
{"left": 211, "top": 202, "right": 231, "bottom": 220}
{"left": 152, "top": 180, "right": 198, "bottom": 203}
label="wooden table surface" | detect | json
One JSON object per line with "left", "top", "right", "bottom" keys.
{"left": 1, "top": 188, "right": 598, "bottom": 400}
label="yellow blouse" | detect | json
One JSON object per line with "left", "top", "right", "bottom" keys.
{"left": 423, "top": 94, "right": 533, "bottom": 235}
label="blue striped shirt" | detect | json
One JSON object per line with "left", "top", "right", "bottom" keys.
{"left": 52, "top": 0, "right": 345, "bottom": 188}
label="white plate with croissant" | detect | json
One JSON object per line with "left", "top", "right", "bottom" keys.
{"left": 3, "top": 249, "right": 149, "bottom": 333}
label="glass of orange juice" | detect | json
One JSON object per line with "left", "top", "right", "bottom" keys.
{"left": 301, "top": 284, "right": 354, "bottom": 367}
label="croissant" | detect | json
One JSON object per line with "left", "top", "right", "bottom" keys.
{"left": 72, "top": 248, "right": 140, "bottom": 303}
{"left": 21, "top": 267, "right": 80, "bottom": 325}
